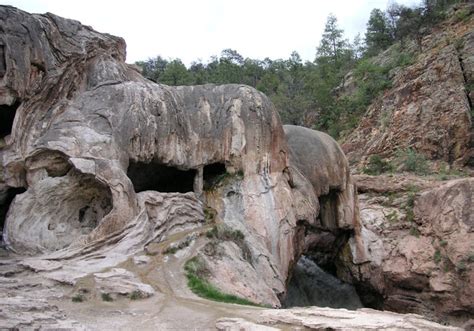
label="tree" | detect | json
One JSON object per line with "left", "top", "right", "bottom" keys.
{"left": 316, "top": 14, "right": 349, "bottom": 68}
{"left": 365, "top": 9, "right": 394, "bottom": 56}
{"left": 160, "top": 59, "right": 191, "bottom": 85}
{"left": 136, "top": 56, "right": 168, "bottom": 82}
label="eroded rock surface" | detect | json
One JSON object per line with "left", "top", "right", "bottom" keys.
{"left": 342, "top": 9, "right": 473, "bottom": 167}
{"left": 339, "top": 175, "right": 474, "bottom": 324}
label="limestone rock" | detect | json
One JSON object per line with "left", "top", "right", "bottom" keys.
{"left": 257, "top": 307, "right": 461, "bottom": 330}
{"left": 93, "top": 268, "right": 155, "bottom": 298}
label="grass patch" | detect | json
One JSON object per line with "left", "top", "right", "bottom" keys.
{"left": 101, "top": 292, "right": 113, "bottom": 302}
{"left": 184, "top": 257, "right": 260, "bottom": 306}
{"left": 71, "top": 294, "right": 84, "bottom": 303}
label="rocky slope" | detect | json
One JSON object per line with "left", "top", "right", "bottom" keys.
{"left": 342, "top": 4, "right": 474, "bottom": 168}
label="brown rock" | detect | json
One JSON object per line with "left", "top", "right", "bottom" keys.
{"left": 342, "top": 14, "right": 474, "bottom": 167}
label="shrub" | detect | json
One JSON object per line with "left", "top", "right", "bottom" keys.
{"left": 129, "top": 290, "right": 143, "bottom": 300}
{"left": 457, "top": 261, "right": 467, "bottom": 272}
{"left": 72, "top": 294, "right": 84, "bottom": 303}
{"left": 396, "top": 148, "right": 430, "bottom": 175}
{"left": 434, "top": 249, "right": 442, "bottom": 264}
{"left": 386, "top": 210, "right": 399, "bottom": 223}
{"left": 363, "top": 155, "right": 393, "bottom": 175}
{"left": 206, "top": 225, "right": 245, "bottom": 242}
{"left": 410, "top": 226, "right": 420, "bottom": 237}
{"left": 101, "top": 292, "right": 113, "bottom": 302}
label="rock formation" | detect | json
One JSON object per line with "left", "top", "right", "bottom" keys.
{"left": 0, "top": 5, "right": 360, "bottom": 308}
{"left": 338, "top": 174, "right": 474, "bottom": 324}
{"left": 0, "top": 5, "right": 472, "bottom": 330}
{"left": 342, "top": 5, "right": 473, "bottom": 167}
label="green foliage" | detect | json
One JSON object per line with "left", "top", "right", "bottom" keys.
{"left": 101, "top": 292, "right": 113, "bottom": 302}
{"left": 206, "top": 225, "right": 245, "bottom": 242}
{"left": 396, "top": 148, "right": 430, "bottom": 175}
{"left": 129, "top": 290, "right": 143, "bottom": 300}
{"left": 365, "top": 9, "right": 394, "bottom": 56}
{"left": 468, "top": 253, "right": 474, "bottom": 263}
{"left": 386, "top": 210, "right": 399, "bottom": 223}
{"left": 457, "top": 260, "right": 467, "bottom": 272}
{"left": 434, "top": 249, "right": 442, "bottom": 264}
{"left": 184, "top": 257, "right": 260, "bottom": 306}
{"left": 72, "top": 294, "right": 84, "bottom": 303}
{"left": 410, "top": 226, "right": 420, "bottom": 237}
{"left": 363, "top": 155, "right": 394, "bottom": 175}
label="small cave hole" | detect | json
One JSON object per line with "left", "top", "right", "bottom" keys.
{"left": 127, "top": 161, "right": 196, "bottom": 193}
{"left": 282, "top": 255, "right": 364, "bottom": 310}
{"left": 319, "top": 189, "right": 340, "bottom": 229}
{"left": 203, "top": 162, "right": 227, "bottom": 190}
{"left": 0, "top": 45, "right": 5, "bottom": 77}
{"left": 0, "top": 101, "right": 20, "bottom": 141}
{"left": 0, "top": 187, "right": 26, "bottom": 243}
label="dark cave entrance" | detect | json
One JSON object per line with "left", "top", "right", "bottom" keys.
{"left": 0, "top": 101, "right": 20, "bottom": 141}
{"left": 283, "top": 255, "right": 363, "bottom": 309}
{"left": 127, "top": 161, "right": 196, "bottom": 193}
{"left": 283, "top": 188, "right": 384, "bottom": 310}
{"left": 203, "top": 162, "right": 227, "bottom": 190}
{"left": 0, "top": 187, "right": 26, "bottom": 244}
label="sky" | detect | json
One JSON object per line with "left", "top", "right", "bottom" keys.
{"left": 3, "top": 0, "right": 421, "bottom": 66}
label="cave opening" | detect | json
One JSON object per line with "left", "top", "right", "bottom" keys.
{"left": 203, "top": 162, "right": 227, "bottom": 190}
{"left": 127, "top": 161, "right": 196, "bottom": 193}
{"left": 0, "top": 187, "right": 26, "bottom": 244}
{"left": 282, "top": 187, "right": 384, "bottom": 310}
{"left": 0, "top": 101, "right": 20, "bottom": 141}
{"left": 282, "top": 254, "right": 363, "bottom": 309}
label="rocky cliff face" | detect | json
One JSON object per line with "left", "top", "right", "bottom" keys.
{"left": 337, "top": 174, "right": 474, "bottom": 324}
{"left": 342, "top": 5, "right": 474, "bottom": 168}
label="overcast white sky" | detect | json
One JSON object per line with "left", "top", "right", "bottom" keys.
{"left": 3, "top": 0, "right": 421, "bottom": 65}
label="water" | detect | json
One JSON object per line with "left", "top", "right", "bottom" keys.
{"left": 283, "top": 256, "right": 363, "bottom": 309}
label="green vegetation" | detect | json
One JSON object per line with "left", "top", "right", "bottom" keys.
{"left": 206, "top": 225, "right": 245, "bottom": 242}
{"left": 434, "top": 249, "right": 442, "bottom": 264}
{"left": 101, "top": 292, "right": 113, "bottom": 302}
{"left": 386, "top": 210, "right": 399, "bottom": 223}
{"left": 163, "top": 240, "right": 190, "bottom": 255}
{"left": 409, "top": 226, "right": 420, "bottom": 237}
{"left": 457, "top": 261, "right": 467, "bottom": 272}
{"left": 396, "top": 148, "right": 430, "bottom": 175}
{"left": 184, "top": 257, "right": 259, "bottom": 306}
{"left": 129, "top": 290, "right": 143, "bottom": 300}
{"left": 363, "top": 155, "right": 394, "bottom": 175}
{"left": 136, "top": 1, "right": 463, "bottom": 140}
{"left": 71, "top": 294, "right": 84, "bottom": 303}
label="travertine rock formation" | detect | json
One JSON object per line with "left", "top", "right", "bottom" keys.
{"left": 342, "top": 6, "right": 473, "bottom": 167}
{"left": 0, "top": 5, "right": 360, "bottom": 308}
